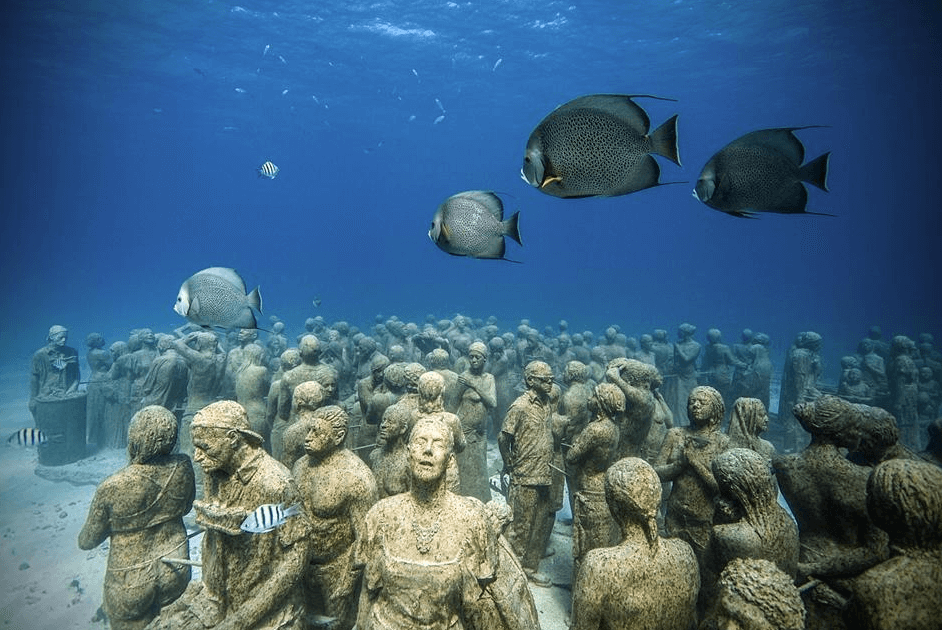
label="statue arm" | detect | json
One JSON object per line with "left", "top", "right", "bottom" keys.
{"left": 277, "top": 380, "right": 292, "bottom": 421}
{"left": 570, "top": 564, "right": 603, "bottom": 630}
{"left": 78, "top": 485, "right": 113, "bottom": 550}
{"left": 479, "top": 376, "right": 497, "bottom": 409}
{"left": 653, "top": 430, "right": 685, "bottom": 481}
{"left": 566, "top": 423, "right": 596, "bottom": 466}
{"left": 497, "top": 430, "right": 513, "bottom": 472}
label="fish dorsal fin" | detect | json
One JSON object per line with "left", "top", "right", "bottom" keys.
{"left": 198, "top": 267, "right": 247, "bottom": 292}
{"left": 461, "top": 190, "right": 505, "bottom": 220}
{"left": 729, "top": 126, "right": 827, "bottom": 165}
{"left": 553, "top": 94, "right": 673, "bottom": 135}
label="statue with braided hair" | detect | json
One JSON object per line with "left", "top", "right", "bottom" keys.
{"left": 79, "top": 406, "right": 195, "bottom": 630}
{"left": 570, "top": 457, "right": 698, "bottom": 630}
{"left": 699, "top": 558, "right": 805, "bottom": 630}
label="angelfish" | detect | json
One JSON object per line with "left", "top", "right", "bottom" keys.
{"left": 240, "top": 503, "right": 302, "bottom": 534}
{"left": 174, "top": 267, "right": 263, "bottom": 330}
{"left": 429, "top": 191, "right": 522, "bottom": 262}
{"left": 693, "top": 126, "right": 831, "bottom": 218}
{"left": 522, "top": 94, "right": 681, "bottom": 198}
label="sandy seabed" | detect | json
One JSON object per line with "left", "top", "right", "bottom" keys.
{"left": 0, "top": 365, "right": 573, "bottom": 629}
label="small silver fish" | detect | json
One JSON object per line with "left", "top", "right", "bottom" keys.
{"left": 240, "top": 503, "right": 301, "bottom": 533}
{"left": 433, "top": 115, "right": 445, "bottom": 125}
{"left": 429, "top": 190, "right": 522, "bottom": 262}
{"left": 258, "top": 160, "right": 279, "bottom": 179}
{"left": 263, "top": 44, "right": 270, "bottom": 57}
{"left": 312, "top": 296, "right": 322, "bottom": 307}
{"left": 174, "top": 267, "right": 263, "bottom": 330}
{"left": 8, "top": 428, "right": 48, "bottom": 446}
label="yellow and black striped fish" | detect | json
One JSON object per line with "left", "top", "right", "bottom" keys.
{"left": 257, "top": 160, "right": 279, "bottom": 179}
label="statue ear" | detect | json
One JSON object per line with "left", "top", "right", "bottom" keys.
{"left": 336, "top": 429, "right": 347, "bottom": 446}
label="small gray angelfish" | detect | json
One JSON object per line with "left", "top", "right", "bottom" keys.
{"left": 240, "top": 503, "right": 301, "bottom": 534}
{"left": 694, "top": 126, "right": 831, "bottom": 218}
{"left": 174, "top": 266, "right": 263, "bottom": 329}
{"left": 429, "top": 190, "right": 522, "bottom": 262}
{"left": 521, "top": 94, "right": 681, "bottom": 198}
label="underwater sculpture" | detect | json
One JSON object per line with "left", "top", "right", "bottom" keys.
{"left": 146, "top": 400, "right": 310, "bottom": 630}
{"left": 292, "top": 405, "right": 377, "bottom": 630}
{"left": 570, "top": 457, "right": 699, "bottom": 630}
{"left": 455, "top": 341, "right": 497, "bottom": 502}
{"left": 79, "top": 406, "right": 195, "bottom": 630}
{"left": 354, "top": 415, "right": 496, "bottom": 630}
{"left": 699, "top": 558, "right": 805, "bottom": 630}
{"left": 85, "top": 332, "right": 113, "bottom": 447}
{"left": 499, "top": 360, "right": 558, "bottom": 587}
{"left": 779, "top": 331, "right": 823, "bottom": 452}
{"left": 663, "top": 322, "right": 701, "bottom": 426}
{"left": 30, "top": 324, "right": 86, "bottom": 464}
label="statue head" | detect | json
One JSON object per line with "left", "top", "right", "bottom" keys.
{"left": 426, "top": 348, "right": 450, "bottom": 370}
{"left": 370, "top": 353, "right": 390, "bottom": 377}
{"left": 298, "top": 335, "right": 320, "bottom": 363}
{"left": 524, "top": 361, "right": 554, "bottom": 395}
{"left": 407, "top": 416, "right": 455, "bottom": 487}
{"left": 279, "top": 348, "right": 302, "bottom": 372}
{"left": 85, "top": 332, "right": 105, "bottom": 350}
{"left": 707, "top": 328, "right": 722, "bottom": 344}
{"left": 272, "top": 321, "right": 285, "bottom": 334}
{"left": 48, "top": 325, "right": 68, "bottom": 346}
{"left": 853, "top": 404, "right": 899, "bottom": 461}
{"left": 712, "top": 448, "right": 777, "bottom": 521}
{"left": 191, "top": 400, "right": 263, "bottom": 474}
{"left": 708, "top": 558, "right": 805, "bottom": 630}
{"left": 793, "top": 395, "right": 858, "bottom": 446}
{"left": 729, "top": 397, "right": 769, "bottom": 438}
{"left": 127, "top": 405, "right": 178, "bottom": 464}
{"left": 564, "top": 360, "right": 588, "bottom": 384}
{"left": 303, "top": 405, "right": 348, "bottom": 459}
{"left": 594, "top": 382, "right": 626, "bottom": 418}
{"left": 678, "top": 322, "right": 696, "bottom": 339}
{"left": 403, "top": 362, "right": 426, "bottom": 392}
{"left": 867, "top": 459, "right": 942, "bottom": 551}
{"left": 379, "top": 403, "right": 412, "bottom": 446}
{"left": 605, "top": 457, "right": 662, "bottom": 548}
{"left": 687, "top": 386, "right": 724, "bottom": 428}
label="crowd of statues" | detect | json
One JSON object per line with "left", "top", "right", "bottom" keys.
{"left": 32, "top": 313, "right": 939, "bottom": 630}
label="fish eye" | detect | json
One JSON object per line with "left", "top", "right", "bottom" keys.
{"left": 524, "top": 156, "right": 531, "bottom": 163}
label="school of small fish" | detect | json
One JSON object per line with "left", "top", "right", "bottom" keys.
{"left": 240, "top": 503, "right": 302, "bottom": 534}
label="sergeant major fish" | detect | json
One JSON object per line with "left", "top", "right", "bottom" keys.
{"left": 174, "top": 267, "right": 263, "bottom": 330}
{"left": 429, "top": 190, "right": 522, "bottom": 262}
{"left": 258, "top": 160, "right": 279, "bottom": 179}
{"left": 7, "top": 428, "right": 53, "bottom": 446}
{"left": 693, "top": 126, "right": 831, "bottom": 218}
{"left": 240, "top": 503, "right": 302, "bottom": 534}
{"left": 522, "top": 94, "right": 681, "bottom": 198}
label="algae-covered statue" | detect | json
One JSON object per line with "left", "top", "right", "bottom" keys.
{"left": 455, "top": 341, "right": 497, "bottom": 502}
{"left": 30, "top": 324, "right": 86, "bottom": 464}
{"left": 293, "top": 405, "right": 378, "bottom": 630}
{"left": 699, "top": 558, "right": 805, "bottom": 630}
{"left": 79, "top": 406, "right": 195, "bottom": 630}
{"left": 570, "top": 457, "right": 699, "bottom": 630}
{"left": 146, "top": 401, "right": 310, "bottom": 630}
{"left": 354, "top": 415, "right": 496, "bottom": 630}
{"left": 415, "top": 370, "right": 466, "bottom": 493}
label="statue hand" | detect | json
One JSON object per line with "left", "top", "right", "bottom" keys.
{"left": 194, "top": 500, "right": 246, "bottom": 536}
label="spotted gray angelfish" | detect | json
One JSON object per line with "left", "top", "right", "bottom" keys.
{"left": 240, "top": 503, "right": 302, "bottom": 534}
{"left": 694, "top": 126, "right": 831, "bottom": 218}
{"left": 521, "top": 94, "right": 681, "bottom": 198}
{"left": 429, "top": 190, "right": 522, "bottom": 262}
{"left": 174, "top": 266, "right": 263, "bottom": 329}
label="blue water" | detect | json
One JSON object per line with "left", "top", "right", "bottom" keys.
{"left": 1, "top": 0, "right": 940, "bottom": 372}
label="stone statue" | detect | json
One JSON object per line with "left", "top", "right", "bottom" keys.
{"left": 465, "top": 501, "right": 542, "bottom": 630}
{"left": 30, "top": 325, "right": 86, "bottom": 464}
{"left": 266, "top": 348, "right": 301, "bottom": 457}
{"left": 354, "top": 415, "right": 496, "bottom": 630}
{"left": 275, "top": 336, "right": 326, "bottom": 459}
{"left": 725, "top": 397, "right": 774, "bottom": 461}
{"left": 857, "top": 338, "right": 889, "bottom": 404}
{"left": 779, "top": 331, "right": 823, "bottom": 452}
{"left": 848, "top": 403, "right": 918, "bottom": 467}
{"left": 280, "top": 381, "right": 326, "bottom": 469}
{"left": 889, "top": 335, "right": 920, "bottom": 447}
{"left": 79, "top": 406, "right": 195, "bottom": 630}
{"left": 425, "top": 348, "right": 460, "bottom": 413}
{"left": 844, "top": 459, "right": 942, "bottom": 630}
{"left": 565, "top": 383, "right": 621, "bottom": 579}
{"left": 455, "top": 342, "right": 497, "bottom": 503}
{"left": 86, "top": 332, "right": 113, "bottom": 448}
{"left": 172, "top": 331, "right": 225, "bottom": 460}
{"left": 699, "top": 558, "right": 805, "bottom": 630}
{"left": 414, "top": 371, "right": 466, "bottom": 493}
{"left": 128, "top": 329, "right": 159, "bottom": 410}
{"left": 604, "top": 358, "right": 659, "bottom": 461}
{"left": 705, "top": 448, "right": 799, "bottom": 609}
{"left": 221, "top": 329, "right": 261, "bottom": 400}
{"left": 773, "top": 395, "right": 888, "bottom": 630}
{"left": 664, "top": 322, "right": 701, "bottom": 425}
{"left": 570, "top": 457, "right": 699, "bottom": 630}
{"left": 701, "top": 328, "right": 747, "bottom": 414}
{"left": 919, "top": 417, "right": 942, "bottom": 467}
{"left": 370, "top": 402, "right": 413, "bottom": 498}
{"left": 140, "top": 336, "right": 188, "bottom": 417}
{"left": 486, "top": 336, "right": 515, "bottom": 436}
{"left": 146, "top": 401, "right": 310, "bottom": 630}
{"left": 235, "top": 344, "right": 271, "bottom": 448}
{"left": 292, "top": 405, "right": 378, "bottom": 630}
{"left": 266, "top": 322, "right": 288, "bottom": 363}
{"left": 560, "top": 360, "right": 594, "bottom": 516}
{"left": 498, "top": 360, "right": 556, "bottom": 587}
{"left": 839, "top": 366, "right": 873, "bottom": 404}
{"left": 655, "top": 385, "right": 729, "bottom": 571}
{"left": 735, "top": 333, "right": 773, "bottom": 409}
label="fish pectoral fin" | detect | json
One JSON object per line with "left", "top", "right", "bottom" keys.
{"left": 540, "top": 175, "right": 563, "bottom": 189}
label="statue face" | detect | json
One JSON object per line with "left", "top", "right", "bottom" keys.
{"left": 191, "top": 428, "right": 236, "bottom": 474}
{"left": 50, "top": 331, "right": 68, "bottom": 347}
{"left": 688, "top": 390, "right": 719, "bottom": 427}
{"left": 304, "top": 416, "right": 339, "bottom": 458}
{"left": 378, "top": 414, "right": 405, "bottom": 443}
{"left": 408, "top": 422, "right": 451, "bottom": 485}
{"left": 468, "top": 351, "right": 486, "bottom": 371}
{"left": 528, "top": 372, "right": 554, "bottom": 398}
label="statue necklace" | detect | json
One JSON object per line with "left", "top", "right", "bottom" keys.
{"left": 409, "top": 497, "right": 444, "bottom": 555}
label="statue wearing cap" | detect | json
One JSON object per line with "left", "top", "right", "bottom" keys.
{"left": 30, "top": 325, "right": 81, "bottom": 413}
{"left": 147, "top": 400, "right": 310, "bottom": 630}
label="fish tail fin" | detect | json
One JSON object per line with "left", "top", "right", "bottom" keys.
{"left": 800, "top": 152, "right": 830, "bottom": 192}
{"left": 248, "top": 286, "right": 263, "bottom": 313}
{"left": 650, "top": 114, "right": 681, "bottom": 166}
{"left": 504, "top": 211, "right": 523, "bottom": 246}
{"left": 282, "top": 503, "right": 302, "bottom": 518}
